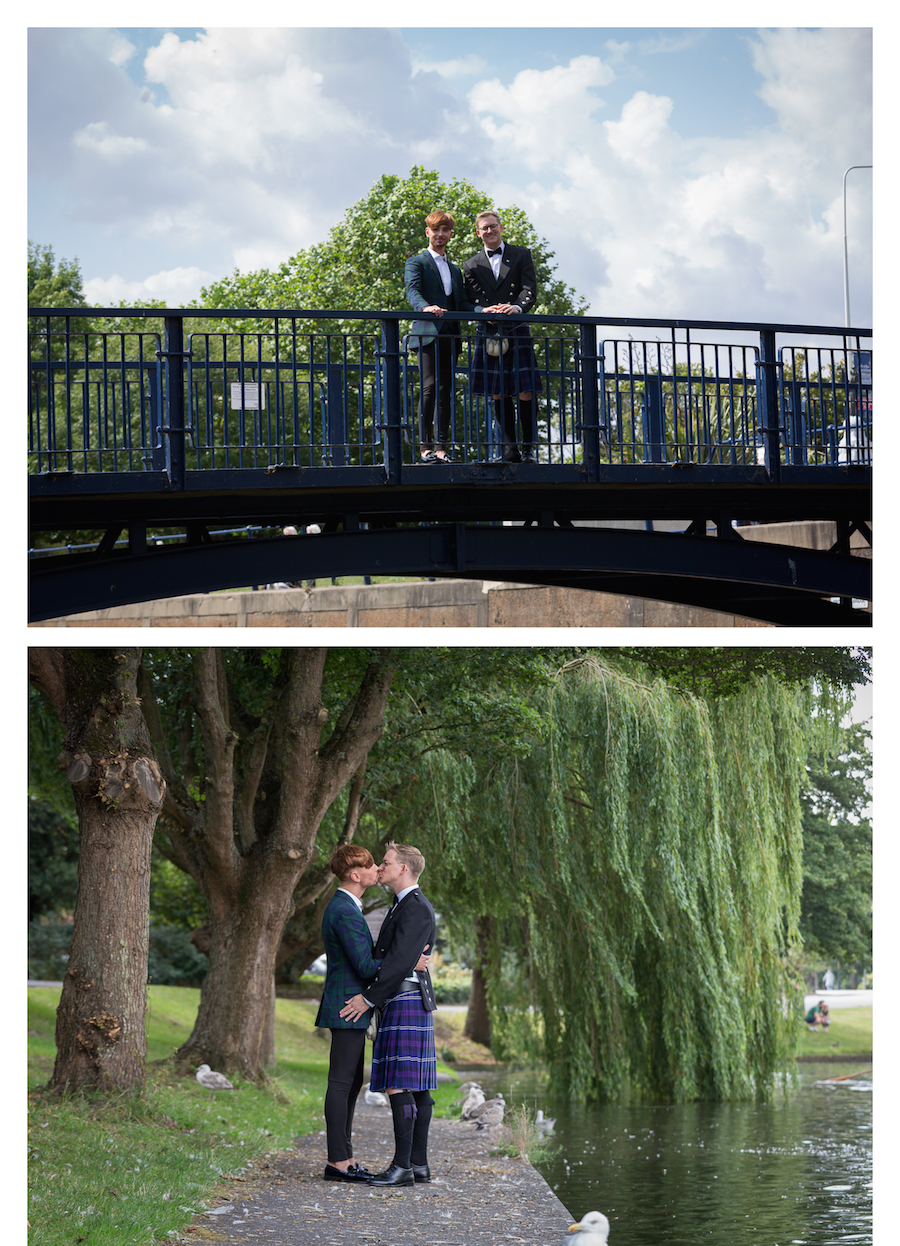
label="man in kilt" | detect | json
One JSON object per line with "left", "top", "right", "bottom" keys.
{"left": 340, "top": 842, "right": 437, "bottom": 1187}
{"left": 463, "top": 210, "right": 542, "bottom": 463}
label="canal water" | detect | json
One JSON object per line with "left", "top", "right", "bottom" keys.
{"left": 460, "top": 1063, "right": 872, "bottom": 1245}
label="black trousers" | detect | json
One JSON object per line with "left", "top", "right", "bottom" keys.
{"left": 418, "top": 329, "right": 459, "bottom": 451}
{"left": 324, "top": 1028, "right": 366, "bottom": 1162}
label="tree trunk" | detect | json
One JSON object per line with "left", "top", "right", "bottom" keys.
{"left": 29, "top": 647, "right": 165, "bottom": 1095}
{"left": 463, "top": 915, "right": 494, "bottom": 1048}
{"left": 141, "top": 647, "right": 399, "bottom": 1081}
{"left": 177, "top": 871, "right": 295, "bottom": 1077}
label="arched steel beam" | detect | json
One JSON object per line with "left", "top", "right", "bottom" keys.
{"left": 29, "top": 522, "right": 871, "bottom": 627}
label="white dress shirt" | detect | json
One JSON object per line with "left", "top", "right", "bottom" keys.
{"left": 428, "top": 248, "right": 453, "bottom": 296}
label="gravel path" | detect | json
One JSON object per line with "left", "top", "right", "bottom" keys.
{"left": 183, "top": 1100, "right": 575, "bottom": 1245}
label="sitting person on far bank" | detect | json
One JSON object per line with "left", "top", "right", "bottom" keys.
{"left": 805, "top": 1001, "right": 831, "bottom": 1030}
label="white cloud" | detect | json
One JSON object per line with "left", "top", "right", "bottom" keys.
{"left": 470, "top": 56, "right": 615, "bottom": 169}
{"left": 412, "top": 54, "right": 490, "bottom": 79}
{"left": 74, "top": 121, "right": 148, "bottom": 161}
{"left": 107, "top": 34, "right": 136, "bottom": 68}
{"left": 466, "top": 30, "right": 872, "bottom": 324}
{"left": 84, "top": 266, "right": 216, "bottom": 307}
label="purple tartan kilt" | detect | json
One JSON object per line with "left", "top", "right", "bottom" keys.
{"left": 470, "top": 323, "right": 543, "bottom": 397}
{"left": 368, "top": 990, "right": 438, "bottom": 1093}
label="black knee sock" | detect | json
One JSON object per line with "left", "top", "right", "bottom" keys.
{"left": 410, "top": 1091, "right": 434, "bottom": 1166}
{"left": 389, "top": 1090, "right": 417, "bottom": 1169}
{"left": 519, "top": 398, "right": 535, "bottom": 447}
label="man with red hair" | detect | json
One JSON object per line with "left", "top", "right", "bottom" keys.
{"left": 404, "top": 210, "right": 475, "bottom": 462}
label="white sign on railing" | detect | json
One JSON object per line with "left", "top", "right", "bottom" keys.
{"left": 230, "top": 382, "right": 265, "bottom": 410}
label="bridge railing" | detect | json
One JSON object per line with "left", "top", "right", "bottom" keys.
{"left": 28, "top": 308, "right": 872, "bottom": 482}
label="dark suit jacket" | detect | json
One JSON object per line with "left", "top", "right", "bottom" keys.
{"left": 314, "top": 890, "right": 380, "bottom": 1030}
{"left": 463, "top": 243, "right": 538, "bottom": 317}
{"left": 365, "top": 887, "right": 437, "bottom": 1013}
{"left": 405, "top": 250, "right": 475, "bottom": 349}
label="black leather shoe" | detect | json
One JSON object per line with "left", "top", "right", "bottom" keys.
{"left": 369, "top": 1162, "right": 415, "bottom": 1186}
{"left": 411, "top": 1163, "right": 431, "bottom": 1183}
{"left": 323, "top": 1163, "right": 373, "bottom": 1182}
{"left": 503, "top": 447, "right": 522, "bottom": 463}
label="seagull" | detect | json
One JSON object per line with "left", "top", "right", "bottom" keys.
{"left": 567, "top": 1211, "right": 610, "bottom": 1243}
{"left": 469, "top": 1092, "right": 505, "bottom": 1120}
{"left": 473, "top": 1099, "right": 505, "bottom": 1130}
{"left": 195, "top": 1064, "right": 235, "bottom": 1099}
{"left": 363, "top": 1082, "right": 388, "bottom": 1107}
{"left": 460, "top": 1086, "right": 486, "bottom": 1119}
{"left": 535, "top": 1108, "right": 556, "bottom": 1136}
{"left": 453, "top": 1081, "right": 482, "bottom": 1105}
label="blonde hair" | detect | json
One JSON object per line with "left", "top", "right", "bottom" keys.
{"left": 385, "top": 841, "right": 425, "bottom": 880}
{"left": 475, "top": 210, "right": 502, "bottom": 229}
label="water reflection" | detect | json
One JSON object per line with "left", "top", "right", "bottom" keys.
{"left": 459, "top": 1063, "right": 871, "bottom": 1245}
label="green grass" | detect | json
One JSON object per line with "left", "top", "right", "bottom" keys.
{"left": 28, "top": 986, "right": 463, "bottom": 1246}
{"left": 796, "top": 1005, "right": 872, "bottom": 1059}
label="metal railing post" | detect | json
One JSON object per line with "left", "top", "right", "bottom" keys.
{"left": 160, "top": 314, "right": 187, "bottom": 489}
{"left": 380, "top": 317, "right": 403, "bottom": 483}
{"left": 758, "top": 329, "right": 781, "bottom": 483}
{"left": 579, "top": 322, "right": 601, "bottom": 481}
{"left": 326, "top": 364, "right": 345, "bottom": 466}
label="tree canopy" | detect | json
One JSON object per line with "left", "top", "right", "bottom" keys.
{"left": 377, "top": 652, "right": 848, "bottom": 1102}
{"left": 799, "top": 721, "right": 872, "bottom": 970}
{"left": 195, "top": 165, "right": 587, "bottom": 333}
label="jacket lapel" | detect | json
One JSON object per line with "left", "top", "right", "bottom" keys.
{"left": 477, "top": 250, "right": 499, "bottom": 289}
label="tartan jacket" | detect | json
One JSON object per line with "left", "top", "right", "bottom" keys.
{"left": 314, "top": 890, "right": 380, "bottom": 1030}
{"left": 404, "top": 250, "right": 475, "bottom": 349}
{"left": 365, "top": 887, "right": 437, "bottom": 1013}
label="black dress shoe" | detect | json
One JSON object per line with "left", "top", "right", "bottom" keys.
{"left": 503, "top": 447, "right": 522, "bottom": 463}
{"left": 369, "top": 1162, "right": 415, "bottom": 1186}
{"left": 411, "top": 1163, "right": 431, "bottom": 1183}
{"left": 323, "top": 1163, "right": 373, "bottom": 1182}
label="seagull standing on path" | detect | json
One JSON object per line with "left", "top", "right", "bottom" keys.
{"left": 567, "top": 1211, "right": 611, "bottom": 1243}
{"left": 469, "top": 1092, "right": 505, "bottom": 1121}
{"left": 473, "top": 1098, "right": 505, "bottom": 1130}
{"left": 460, "top": 1086, "right": 486, "bottom": 1119}
{"left": 363, "top": 1082, "right": 389, "bottom": 1107}
{"left": 195, "top": 1064, "right": 235, "bottom": 1099}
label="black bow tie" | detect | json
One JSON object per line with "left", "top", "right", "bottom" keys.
{"left": 488, "top": 248, "right": 502, "bottom": 256}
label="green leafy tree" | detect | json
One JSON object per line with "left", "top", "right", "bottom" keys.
{"left": 799, "top": 722, "right": 872, "bottom": 975}
{"left": 196, "top": 165, "right": 586, "bottom": 330}
{"left": 28, "top": 798, "right": 79, "bottom": 922}
{"left": 375, "top": 648, "right": 866, "bottom": 1102}
{"left": 28, "top": 242, "right": 88, "bottom": 313}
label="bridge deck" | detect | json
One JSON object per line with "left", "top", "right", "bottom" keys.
{"left": 28, "top": 307, "right": 872, "bottom": 626}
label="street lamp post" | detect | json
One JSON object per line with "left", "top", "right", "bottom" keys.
{"left": 843, "top": 164, "right": 872, "bottom": 327}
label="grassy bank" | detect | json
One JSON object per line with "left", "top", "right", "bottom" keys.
{"left": 27, "top": 986, "right": 469, "bottom": 1246}
{"left": 795, "top": 1005, "right": 872, "bottom": 1059}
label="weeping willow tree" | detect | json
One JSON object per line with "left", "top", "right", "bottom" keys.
{"left": 387, "top": 654, "right": 846, "bottom": 1103}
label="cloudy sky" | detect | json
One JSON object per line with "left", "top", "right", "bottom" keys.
{"left": 28, "top": 24, "right": 873, "bottom": 327}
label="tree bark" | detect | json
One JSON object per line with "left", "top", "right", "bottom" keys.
{"left": 29, "top": 647, "right": 165, "bottom": 1095}
{"left": 141, "top": 647, "right": 398, "bottom": 1080}
{"left": 463, "top": 915, "right": 494, "bottom": 1048}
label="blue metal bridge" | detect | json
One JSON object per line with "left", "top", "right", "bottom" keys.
{"left": 29, "top": 307, "right": 872, "bottom": 625}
